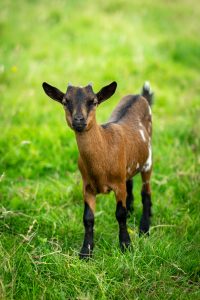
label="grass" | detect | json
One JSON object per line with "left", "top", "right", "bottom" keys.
{"left": 0, "top": 0, "right": 200, "bottom": 299}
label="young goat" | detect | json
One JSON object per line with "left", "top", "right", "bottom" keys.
{"left": 42, "top": 80, "right": 154, "bottom": 259}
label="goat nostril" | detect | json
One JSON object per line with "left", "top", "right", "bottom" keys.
{"left": 74, "top": 116, "right": 85, "bottom": 124}
{"left": 74, "top": 115, "right": 84, "bottom": 122}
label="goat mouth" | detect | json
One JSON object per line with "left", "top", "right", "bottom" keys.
{"left": 72, "top": 123, "right": 87, "bottom": 132}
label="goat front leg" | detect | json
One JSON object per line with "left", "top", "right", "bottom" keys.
{"left": 114, "top": 183, "right": 131, "bottom": 251}
{"left": 79, "top": 188, "right": 96, "bottom": 259}
{"left": 140, "top": 170, "right": 152, "bottom": 235}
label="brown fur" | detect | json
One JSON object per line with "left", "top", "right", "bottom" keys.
{"left": 42, "top": 81, "right": 153, "bottom": 257}
{"left": 77, "top": 95, "right": 152, "bottom": 210}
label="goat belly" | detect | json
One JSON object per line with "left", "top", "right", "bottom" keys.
{"left": 95, "top": 183, "right": 112, "bottom": 194}
{"left": 88, "top": 178, "right": 112, "bottom": 194}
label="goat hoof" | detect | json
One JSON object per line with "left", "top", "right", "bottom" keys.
{"left": 139, "top": 230, "right": 149, "bottom": 237}
{"left": 119, "top": 229, "right": 131, "bottom": 252}
{"left": 139, "top": 217, "right": 150, "bottom": 236}
{"left": 120, "top": 240, "right": 131, "bottom": 252}
{"left": 119, "top": 234, "right": 131, "bottom": 252}
{"left": 139, "top": 226, "right": 150, "bottom": 236}
{"left": 79, "top": 246, "right": 93, "bottom": 260}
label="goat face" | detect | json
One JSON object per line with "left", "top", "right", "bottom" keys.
{"left": 42, "top": 81, "right": 117, "bottom": 133}
{"left": 63, "top": 85, "right": 98, "bottom": 132}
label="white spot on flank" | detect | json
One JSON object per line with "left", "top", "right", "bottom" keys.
{"left": 139, "top": 129, "right": 146, "bottom": 142}
{"left": 148, "top": 105, "right": 152, "bottom": 116}
{"left": 142, "top": 144, "right": 152, "bottom": 172}
{"left": 128, "top": 167, "right": 131, "bottom": 174}
{"left": 136, "top": 162, "right": 139, "bottom": 169}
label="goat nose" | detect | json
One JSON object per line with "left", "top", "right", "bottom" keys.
{"left": 74, "top": 115, "right": 84, "bottom": 122}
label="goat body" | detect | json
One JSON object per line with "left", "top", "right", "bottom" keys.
{"left": 77, "top": 93, "right": 152, "bottom": 196}
{"left": 42, "top": 80, "right": 153, "bottom": 259}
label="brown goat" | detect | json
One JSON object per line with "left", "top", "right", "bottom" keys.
{"left": 42, "top": 81, "right": 153, "bottom": 259}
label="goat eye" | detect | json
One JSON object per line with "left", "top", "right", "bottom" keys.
{"left": 88, "top": 100, "right": 95, "bottom": 107}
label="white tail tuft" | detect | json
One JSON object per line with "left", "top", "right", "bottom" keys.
{"left": 141, "top": 81, "right": 154, "bottom": 106}
{"left": 143, "top": 81, "right": 151, "bottom": 93}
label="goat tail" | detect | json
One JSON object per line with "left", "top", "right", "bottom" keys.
{"left": 141, "top": 81, "right": 154, "bottom": 106}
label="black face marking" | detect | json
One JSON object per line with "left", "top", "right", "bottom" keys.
{"left": 64, "top": 99, "right": 73, "bottom": 114}
{"left": 112, "top": 95, "right": 140, "bottom": 122}
{"left": 79, "top": 202, "right": 94, "bottom": 259}
{"left": 66, "top": 87, "right": 96, "bottom": 110}
{"left": 64, "top": 85, "right": 97, "bottom": 132}
{"left": 115, "top": 201, "right": 131, "bottom": 251}
{"left": 86, "top": 99, "right": 96, "bottom": 114}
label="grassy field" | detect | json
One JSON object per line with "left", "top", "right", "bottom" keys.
{"left": 0, "top": 0, "right": 200, "bottom": 299}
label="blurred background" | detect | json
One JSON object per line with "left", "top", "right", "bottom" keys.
{"left": 1, "top": 0, "right": 199, "bottom": 178}
{"left": 0, "top": 0, "right": 199, "bottom": 299}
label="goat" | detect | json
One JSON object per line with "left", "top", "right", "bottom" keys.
{"left": 42, "top": 80, "right": 154, "bottom": 259}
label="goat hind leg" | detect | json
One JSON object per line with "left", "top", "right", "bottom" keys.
{"left": 114, "top": 183, "right": 131, "bottom": 251}
{"left": 139, "top": 170, "right": 152, "bottom": 235}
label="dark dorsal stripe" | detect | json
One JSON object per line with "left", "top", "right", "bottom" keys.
{"left": 112, "top": 95, "right": 140, "bottom": 122}
{"left": 101, "top": 95, "right": 140, "bottom": 129}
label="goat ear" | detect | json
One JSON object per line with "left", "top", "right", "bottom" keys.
{"left": 96, "top": 81, "right": 117, "bottom": 103}
{"left": 42, "top": 82, "right": 64, "bottom": 103}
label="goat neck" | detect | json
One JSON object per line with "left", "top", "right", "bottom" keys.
{"left": 75, "top": 117, "right": 104, "bottom": 159}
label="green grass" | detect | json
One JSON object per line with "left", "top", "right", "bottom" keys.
{"left": 0, "top": 0, "right": 200, "bottom": 299}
